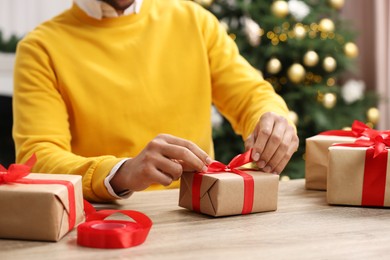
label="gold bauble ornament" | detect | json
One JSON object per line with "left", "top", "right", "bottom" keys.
{"left": 288, "top": 110, "right": 299, "bottom": 125}
{"left": 288, "top": 63, "right": 306, "bottom": 84}
{"left": 328, "top": 0, "right": 344, "bottom": 10}
{"left": 367, "top": 107, "right": 380, "bottom": 124}
{"left": 271, "top": 0, "right": 289, "bottom": 18}
{"left": 267, "top": 58, "right": 282, "bottom": 74}
{"left": 344, "top": 42, "right": 359, "bottom": 58}
{"left": 323, "top": 93, "right": 337, "bottom": 109}
{"left": 319, "top": 18, "right": 335, "bottom": 32}
{"left": 303, "top": 50, "right": 319, "bottom": 67}
{"left": 294, "top": 24, "right": 306, "bottom": 39}
{"left": 220, "top": 21, "right": 229, "bottom": 31}
{"left": 323, "top": 56, "right": 337, "bottom": 72}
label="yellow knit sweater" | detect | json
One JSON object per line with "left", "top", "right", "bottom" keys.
{"left": 13, "top": 0, "right": 290, "bottom": 202}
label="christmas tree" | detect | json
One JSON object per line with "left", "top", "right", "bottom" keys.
{"left": 0, "top": 31, "right": 20, "bottom": 53}
{"left": 196, "top": 0, "right": 378, "bottom": 178}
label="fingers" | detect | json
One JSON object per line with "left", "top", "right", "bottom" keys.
{"left": 139, "top": 134, "right": 211, "bottom": 187}
{"left": 111, "top": 134, "right": 212, "bottom": 192}
{"left": 266, "top": 128, "right": 297, "bottom": 173}
{"left": 151, "top": 134, "right": 211, "bottom": 172}
{"left": 250, "top": 112, "right": 299, "bottom": 174}
{"left": 272, "top": 134, "right": 299, "bottom": 173}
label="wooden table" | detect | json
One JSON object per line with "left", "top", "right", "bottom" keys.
{"left": 1, "top": 179, "right": 390, "bottom": 259}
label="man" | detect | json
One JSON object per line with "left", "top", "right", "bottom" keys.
{"left": 13, "top": 0, "right": 299, "bottom": 202}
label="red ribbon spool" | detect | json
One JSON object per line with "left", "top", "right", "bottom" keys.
{"left": 77, "top": 203, "right": 153, "bottom": 249}
{"left": 0, "top": 154, "right": 153, "bottom": 248}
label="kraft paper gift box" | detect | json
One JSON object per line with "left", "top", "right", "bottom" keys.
{"left": 305, "top": 134, "right": 356, "bottom": 190}
{"left": 179, "top": 171, "right": 279, "bottom": 217}
{"left": 178, "top": 148, "right": 279, "bottom": 217}
{"left": 0, "top": 173, "right": 85, "bottom": 241}
{"left": 179, "top": 149, "right": 279, "bottom": 217}
{"left": 305, "top": 120, "right": 374, "bottom": 191}
{"left": 327, "top": 144, "right": 390, "bottom": 207}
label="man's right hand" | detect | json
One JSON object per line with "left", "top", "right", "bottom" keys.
{"left": 110, "top": 134, "right": 212, "bottom": 194}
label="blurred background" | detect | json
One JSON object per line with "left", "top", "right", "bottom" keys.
{"left": 1, "top": 0, "right": 389, "bottom": 179}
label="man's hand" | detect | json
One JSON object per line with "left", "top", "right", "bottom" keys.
{"left": 245, "top": 112, "right": 299, "bottom": 174}
{"left": 110, "top": 134, "right": 212, "bottom": 194}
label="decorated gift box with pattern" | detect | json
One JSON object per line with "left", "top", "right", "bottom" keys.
{"left": 305, "top": 121, "right": 372, "bottom": 191}
{"left": 179, "top": 150, "right": 279, "bottom": 217}
{"left": 0, "top": 156, "right": 85, "bottom": 241}
{"left": 327, "top": 131, "right": 390, "bottom": 207}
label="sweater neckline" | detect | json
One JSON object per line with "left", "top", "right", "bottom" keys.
{"left": 71, "top": 0, "right": 152, "bottom": 27}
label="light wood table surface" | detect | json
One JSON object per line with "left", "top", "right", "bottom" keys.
{"left": 1, "top": 179, "right": 390, "bottom": 260}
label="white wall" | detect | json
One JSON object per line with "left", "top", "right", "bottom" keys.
{"left": 0, "top": 0, "right": 72, "bottom": 39}
{"left": 0, "top": 0, "right": 72, "bottom": 96}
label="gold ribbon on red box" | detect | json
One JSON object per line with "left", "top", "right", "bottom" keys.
{"left": 192, "top": 149, "right": 255, "bottom": 214}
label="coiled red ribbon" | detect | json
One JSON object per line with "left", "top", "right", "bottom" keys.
{"left": 0, "top": 155, "right": 76, "bottom": 230}
{"left": 0, "top": 155, "right": 152, "bottom": 248}
{"left": 192, "top": 149, "right": 255, "bottom": 214}
{"left": 77, "top": 201, "right": 153, "bottom": 249}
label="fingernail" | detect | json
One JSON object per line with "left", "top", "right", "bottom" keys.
{"left": 263, "top": 166, "right": 271, "bottom": 173}
{"left": 252, "top": 152, "right": 260, "bottom": 161}
{"left": 258, "top": 160, "right": 266, "bottom": 168}
{"left": 205, "top": 157, "right": 213, "bottom": 165}
{"left": 202, "top": 165, "right": 208, "bottom": 172}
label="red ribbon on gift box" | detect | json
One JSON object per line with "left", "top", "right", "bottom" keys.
{"left": 0, "top": 154, "right": 152, "bottom": 248}
{"left": 192, "top": 149, "right": 255, "bottom": 215}
{"left": 0, "top": 154, "right": 77, "bottom": 231}
{"left": 333, "top": 131, "right": 390, "bottom": 206}
{"left": 320, "top": 120, "right": 372, "bottom": 137}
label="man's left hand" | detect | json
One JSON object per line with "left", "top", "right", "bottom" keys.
{"left": 245, "top": 112, "right": 299, "bottom": 174}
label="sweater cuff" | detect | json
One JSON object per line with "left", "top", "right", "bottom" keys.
{"left": 104, "top": 158, "right": 133, "bottom": 198}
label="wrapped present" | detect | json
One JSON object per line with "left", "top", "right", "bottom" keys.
{"left": 179, "top": 149, "right": 279, "bottom": 217}
{"left": 305, "top": 120, "right": 370, "bottom": 190}
{"left": 0, "top": 155, "right": 85, "bottom": 241}
{"left": 327, "top": 132, "right": 390, "bottom": 207}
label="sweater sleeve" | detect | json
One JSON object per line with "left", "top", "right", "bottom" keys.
{"left": 197, "top": 6, "right": 292, "bottom": 140}
{"left": 13, "top": 36, "right": 122, "bottom": 202}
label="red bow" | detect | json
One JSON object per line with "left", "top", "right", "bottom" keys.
{"left": 0, "top": 154, "right": 37, "bottom": 184}
{"left": 192, "top": 149, "right": 255, "bottom": 214}
{"left": 335, "top": 131, "right": 390, "bottom": 158}
{"left": 0, "top": 154, "right": 77, "bottom": 231}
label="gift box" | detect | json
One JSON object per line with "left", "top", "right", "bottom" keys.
{"left": 178, "top": 149, "right": 279, "bottom": 217}
{"left": 305, "top": 120, "right": 371, "bottom": 191}
{"left": 0, "top": 172, "right": 85, "bottom": 241}
{"left": 305, "top": 134, "right": 356, "bottom": 190}
{"left": 179, "top": 171, "right": 279, "bottom": 217}
{"left": 327, "top": 136, "right": 390, "bottom": 207}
